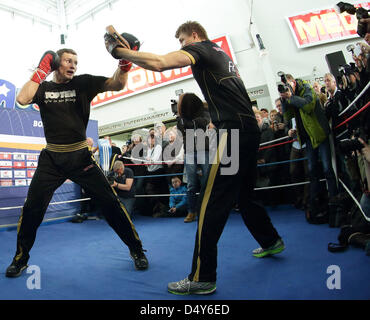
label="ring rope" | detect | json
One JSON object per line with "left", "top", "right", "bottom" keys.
{"left": 338, "top": 81, "right": 370, "bottom": 117}
{"left": 338, "top": 178, "right": 370, "bottom": 222}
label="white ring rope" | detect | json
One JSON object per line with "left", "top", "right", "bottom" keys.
{"left": 0, "top": 198, "right": 91, "bottom": 211}
{"left": 338, "top": 80, "right": 370, "bottom": 117}
{"left": 259, "top": 135, "right": 290, "bottom": 146}
{"left": 0, "top": 180, "right": 326, "bottom": 211}
{"left": 338, "top": 178, "right": 370, "bottom": 223}
{"left": 1, "top": 179, "right": 368, "bottom": 223}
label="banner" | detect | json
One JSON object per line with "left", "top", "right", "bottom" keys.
{"left": 91, "top": 35, "right": 237, "bottom": 108}
{"left": 286, "top": 2, "right": 370, "bottom": 48}
{"left": 0, "top": 79, "right": 40, "bottom": 112}
{"left": 0, "top": 108, "right": 99, "bottom": 228}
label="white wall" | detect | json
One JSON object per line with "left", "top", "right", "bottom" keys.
{"left": 0, "top": 0, "right": 364, "bottom": 135}
{"left": 73, "top": 0, "right": 257, "bottom": 128}
{"left": 87, "top": 0, "right": 364, "bottom": 127}
{"left": 251, "top": 0, "right": 362, "bottom": 92}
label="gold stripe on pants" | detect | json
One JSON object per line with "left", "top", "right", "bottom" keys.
{"left": 193, "top": 131, "right": 228, "bottom": 282}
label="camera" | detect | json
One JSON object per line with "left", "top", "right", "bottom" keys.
{"left": 338, "top": 138, "right": 364, "bottom": 155}
{"left": 277, "top": 71, "right": 292, "bottom": 94}
{"left": 107, "top": 171, "right": 118, "bottom": 185}
{"left": 338, "top": 127, "right": 367, "bottom": 155}
{"left": 170, "top": 99, "right": 178, "bottom": 115}
{"left": 338, "top": 64, "right": 355, "bottom": 76}
{"left": 336, "top": 63, "right": 358, "bottom": 87}
{"left": 346, "top": 43, "right": 363, "bottom": 58}
{"left": 335, "top": 2, "right": 369, "bottom": 37}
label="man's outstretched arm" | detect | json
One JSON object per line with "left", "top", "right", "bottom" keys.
{"left": 110, "top": 48, "right": 192, "bottom": 72}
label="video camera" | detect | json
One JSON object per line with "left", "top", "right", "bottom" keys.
{"left": 336, "top": 62, "right": 358, "bottom": 88}
{"left": 170, "top": 99, "right": 178, "bottom": 116}
{"left": 346, "top": 43, "right": 363, "bottom": 58}
{"left": 338, "top": 63, "right": 358, "bottom": 76}
{"left": 277, "top": 71, "right": 292, "bottom": 94}
{"left": 106, "top": 171, "right": 118, "bottom": 185}
{"left": 335, "top": 2, "right": 369, "bottom": 38}
{"left": 338, "top": 128, "right": 367, "bottom": 156}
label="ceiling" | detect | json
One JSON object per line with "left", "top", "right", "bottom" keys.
{"left": 0, "top": 0, "right": 118, "bottom": 31}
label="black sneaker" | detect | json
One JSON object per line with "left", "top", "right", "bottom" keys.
{"left": 6, "top": 261, "right": 28, "bottom": 278}
{"left": 130, "top": 250, "right": 148, "bottom": 270}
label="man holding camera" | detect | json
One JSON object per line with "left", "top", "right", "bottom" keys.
{"left": 359, "top": 138, "right": 370, "bottom": 217}
{"left": 280, "top": 74, "right": 338, "bottom": 224}
{"left": 110, "top": 161, "right": 136, "bottom": 217}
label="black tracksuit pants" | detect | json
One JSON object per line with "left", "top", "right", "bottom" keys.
{"left": 189, "top": 130, "right": 281, "bottom": 282}
{"left": 13, "top": 147, "right": 143, "bottom": 265}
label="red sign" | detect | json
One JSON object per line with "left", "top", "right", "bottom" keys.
{"left": 0, "top": 153, "right": 12, "bottom": 160}
{"left": 27, "top": 170, "right": 35, "bottom": 178}
{"left": 91, "top": 35, "right": 236, "bottom": 108}
{"left": 13, "top": 161, "right": 25, "bottom": 168}
{"left": 0, "top": 180, "right": 13, "bottom": 186}
{"left": 287, "top": 2, "right": 370, "bottom": 48}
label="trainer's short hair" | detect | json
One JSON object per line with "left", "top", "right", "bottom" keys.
{"left": 113, "top": 160, "right": 124, "bottom": 171}
{"left": 56, "top": 48, "right": 77, "bottom": 58}
{"left": 175, "top": 21, "right": 209, "bottom": 40}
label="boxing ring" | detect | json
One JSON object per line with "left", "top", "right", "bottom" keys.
{"left": 0, "top": 82, "right": 369, "bottom": 228}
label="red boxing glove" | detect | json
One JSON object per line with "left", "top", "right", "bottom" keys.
{"left": 118, "top": 59, "right": 132, "bottom": 72}
{"left": 31, "top": 51, "right": 59, "bottom": 84}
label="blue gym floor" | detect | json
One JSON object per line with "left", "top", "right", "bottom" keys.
{"left": 0, "top": 205, "right": 369, "bottom": 300}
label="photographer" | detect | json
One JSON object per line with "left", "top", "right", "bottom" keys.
{"left": 323, "top": 72, "right": 359, "bottom": 200}
{"left": 175, "top": 92, "right": 212, "bottom": 223}
{"left": 335, "top": 2, "right": 370, "bottom": 105}
{"left": 108, "top": 160, "right": 136, "bottom": 217}
{"left": 329, "top": 136, "right": 370, "bottom": 255}
{"left": 324, "top": 73, "right": 350, "bottom": 134}
{"left": 272, "top": 98, "right": 291, "bottom": 195}
{"left": 279, "top": 73, "right": 338, "bottom": 224}
{"left": 359, "top": 138, "right": 370, "bottom": 217}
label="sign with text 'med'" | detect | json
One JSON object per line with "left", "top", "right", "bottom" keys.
{"left": 91, "top": 35, "right": 236, "bottom": 108}
{"left": 286, "top": 2, "right": 370, "bottom": 48}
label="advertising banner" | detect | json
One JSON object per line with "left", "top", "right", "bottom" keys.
{"left": 91, "top": 35, "right": 237, "bottom": 108}
{"left": 0, "top": 107, "right": 99, "bottom": 228}
{"left": 286, "top": 2, "right": 370, "bottom": 48}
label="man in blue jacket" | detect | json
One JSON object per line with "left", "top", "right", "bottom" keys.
{"left": 168, "top": 176, "right": 188, "bottom": 217}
